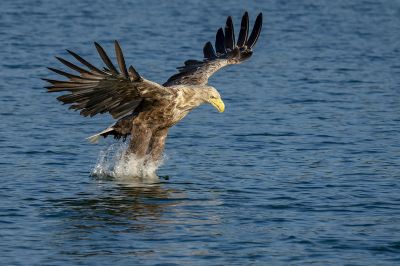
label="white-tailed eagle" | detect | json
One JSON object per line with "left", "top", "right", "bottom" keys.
{"left": 44, "top": 12, "right": 263, "bottom": 166}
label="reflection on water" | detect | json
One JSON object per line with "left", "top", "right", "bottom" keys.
{"left": 42, "top": 181, "right": 186, "bottom": 258}
{"left": 42, "top": 180, "right": 224, "bottom": 259}
{"left": 48, "top": 181, "right": 184, "bottom": 231}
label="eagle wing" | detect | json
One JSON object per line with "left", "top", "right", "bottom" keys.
{"left": 44, "top": 41, "right": 170, "bottom": 119}
{"left": 164, "top": 12, "right": 262, "bottom": 87}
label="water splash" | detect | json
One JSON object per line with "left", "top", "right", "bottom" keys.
{"left": 91, "top": 142, "right": 164, "bottom": 181}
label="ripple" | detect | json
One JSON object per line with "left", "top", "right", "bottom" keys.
{"left": 2, "top": 0, "right": 400, "bottom": 265}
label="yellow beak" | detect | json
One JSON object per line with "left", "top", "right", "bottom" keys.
{"left": 210, "top": 98, "right": 225, "bottom": 113}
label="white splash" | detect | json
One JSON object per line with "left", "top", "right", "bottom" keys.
{"left": 91, "top": 142, "right": 164, "bottom": 181}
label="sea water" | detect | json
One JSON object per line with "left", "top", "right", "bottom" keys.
{"left": 1, "top": 0, "right": 400, "bottom": 265}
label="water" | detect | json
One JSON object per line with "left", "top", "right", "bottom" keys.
{"left": 91, "top": 142, "right": 163, "bottom": 180}
{"left": 1, "top": 0, "right": 400, "bottom": 265}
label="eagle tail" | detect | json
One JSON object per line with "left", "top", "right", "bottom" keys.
{"left": 87, "top": 127, "right": 115, "bottom": 144}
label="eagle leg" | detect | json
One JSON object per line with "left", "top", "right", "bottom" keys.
{"left": 128, "top": 124, "right": 152, "bottom": 159}
{"left": 146, "top": 128, "right": 169, "bottom": 163}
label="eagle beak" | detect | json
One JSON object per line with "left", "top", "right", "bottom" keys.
{"left": 210, "top": 98, "right": 225, "bottom": 113}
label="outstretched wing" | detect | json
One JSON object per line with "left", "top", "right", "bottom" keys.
{"left": 164, "top": 12, "right": 262, "bottom": 87}
{"left": 44, "top": 41, "right": 170, "bottom": 119}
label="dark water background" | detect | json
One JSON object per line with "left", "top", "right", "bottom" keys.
{"left": 1, "top": 0, "right": 400, "bottom": 265}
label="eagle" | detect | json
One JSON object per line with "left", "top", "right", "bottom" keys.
{"left": 44, "top": 12, "right": 263, "bottom": 168}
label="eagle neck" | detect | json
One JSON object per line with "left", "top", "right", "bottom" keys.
{"left": 179, "top": 86, "right": 207, "bottom": 109}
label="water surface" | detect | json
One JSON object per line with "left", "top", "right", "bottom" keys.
{"left": 1, "top": 0, "right": 400, "bottom": 265}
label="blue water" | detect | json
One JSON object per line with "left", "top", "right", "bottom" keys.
{"left": 1, "top": 0, "right": 400, "bottom": 265}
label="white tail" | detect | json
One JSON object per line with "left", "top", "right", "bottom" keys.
{"left": 86, "top": 127, "right": 114, "bottom": 144}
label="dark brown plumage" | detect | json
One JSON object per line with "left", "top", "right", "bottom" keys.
{"left": 164, "top": 12, "right": 263, "bottom": 86}
{"left": 44, "top": 12, "right": 263, "bottom": 167}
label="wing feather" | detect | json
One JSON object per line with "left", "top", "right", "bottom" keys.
{"left": 203, "top": 41, "right": 216, "bottom": 59}
{"left": 246, "top": 13, "right": 263, "bottom": 49}
{"left": 47, "top": 67, "right": 91, "bottom": 82}
{"left": 224, "top": 16, "right": 235, "bottom": 50}
{"left": 45, "top": 41, "right": 170, "bottom": 119}
{"left": 164, "top": 12, "right": 263, "bottom": 86}
{"left": 66, "top": 49, "right": 107, "bottom": 75}
{"left": 237, "top": 12, "right": 249, "bottom": 47}
{"left": 215, "top": 28, "right": 226, "bottom": 55}
{"left": 55, "top": 56, "right": 100, "bottom": 77}
{"left": 114, "top": 41, "right": 129, "bottom": 78}
{"left": 128, "top": 65, "right": 141, "bottom": 82}
{"left": 94, "top": 42, "right": 119, "bottom": 75}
